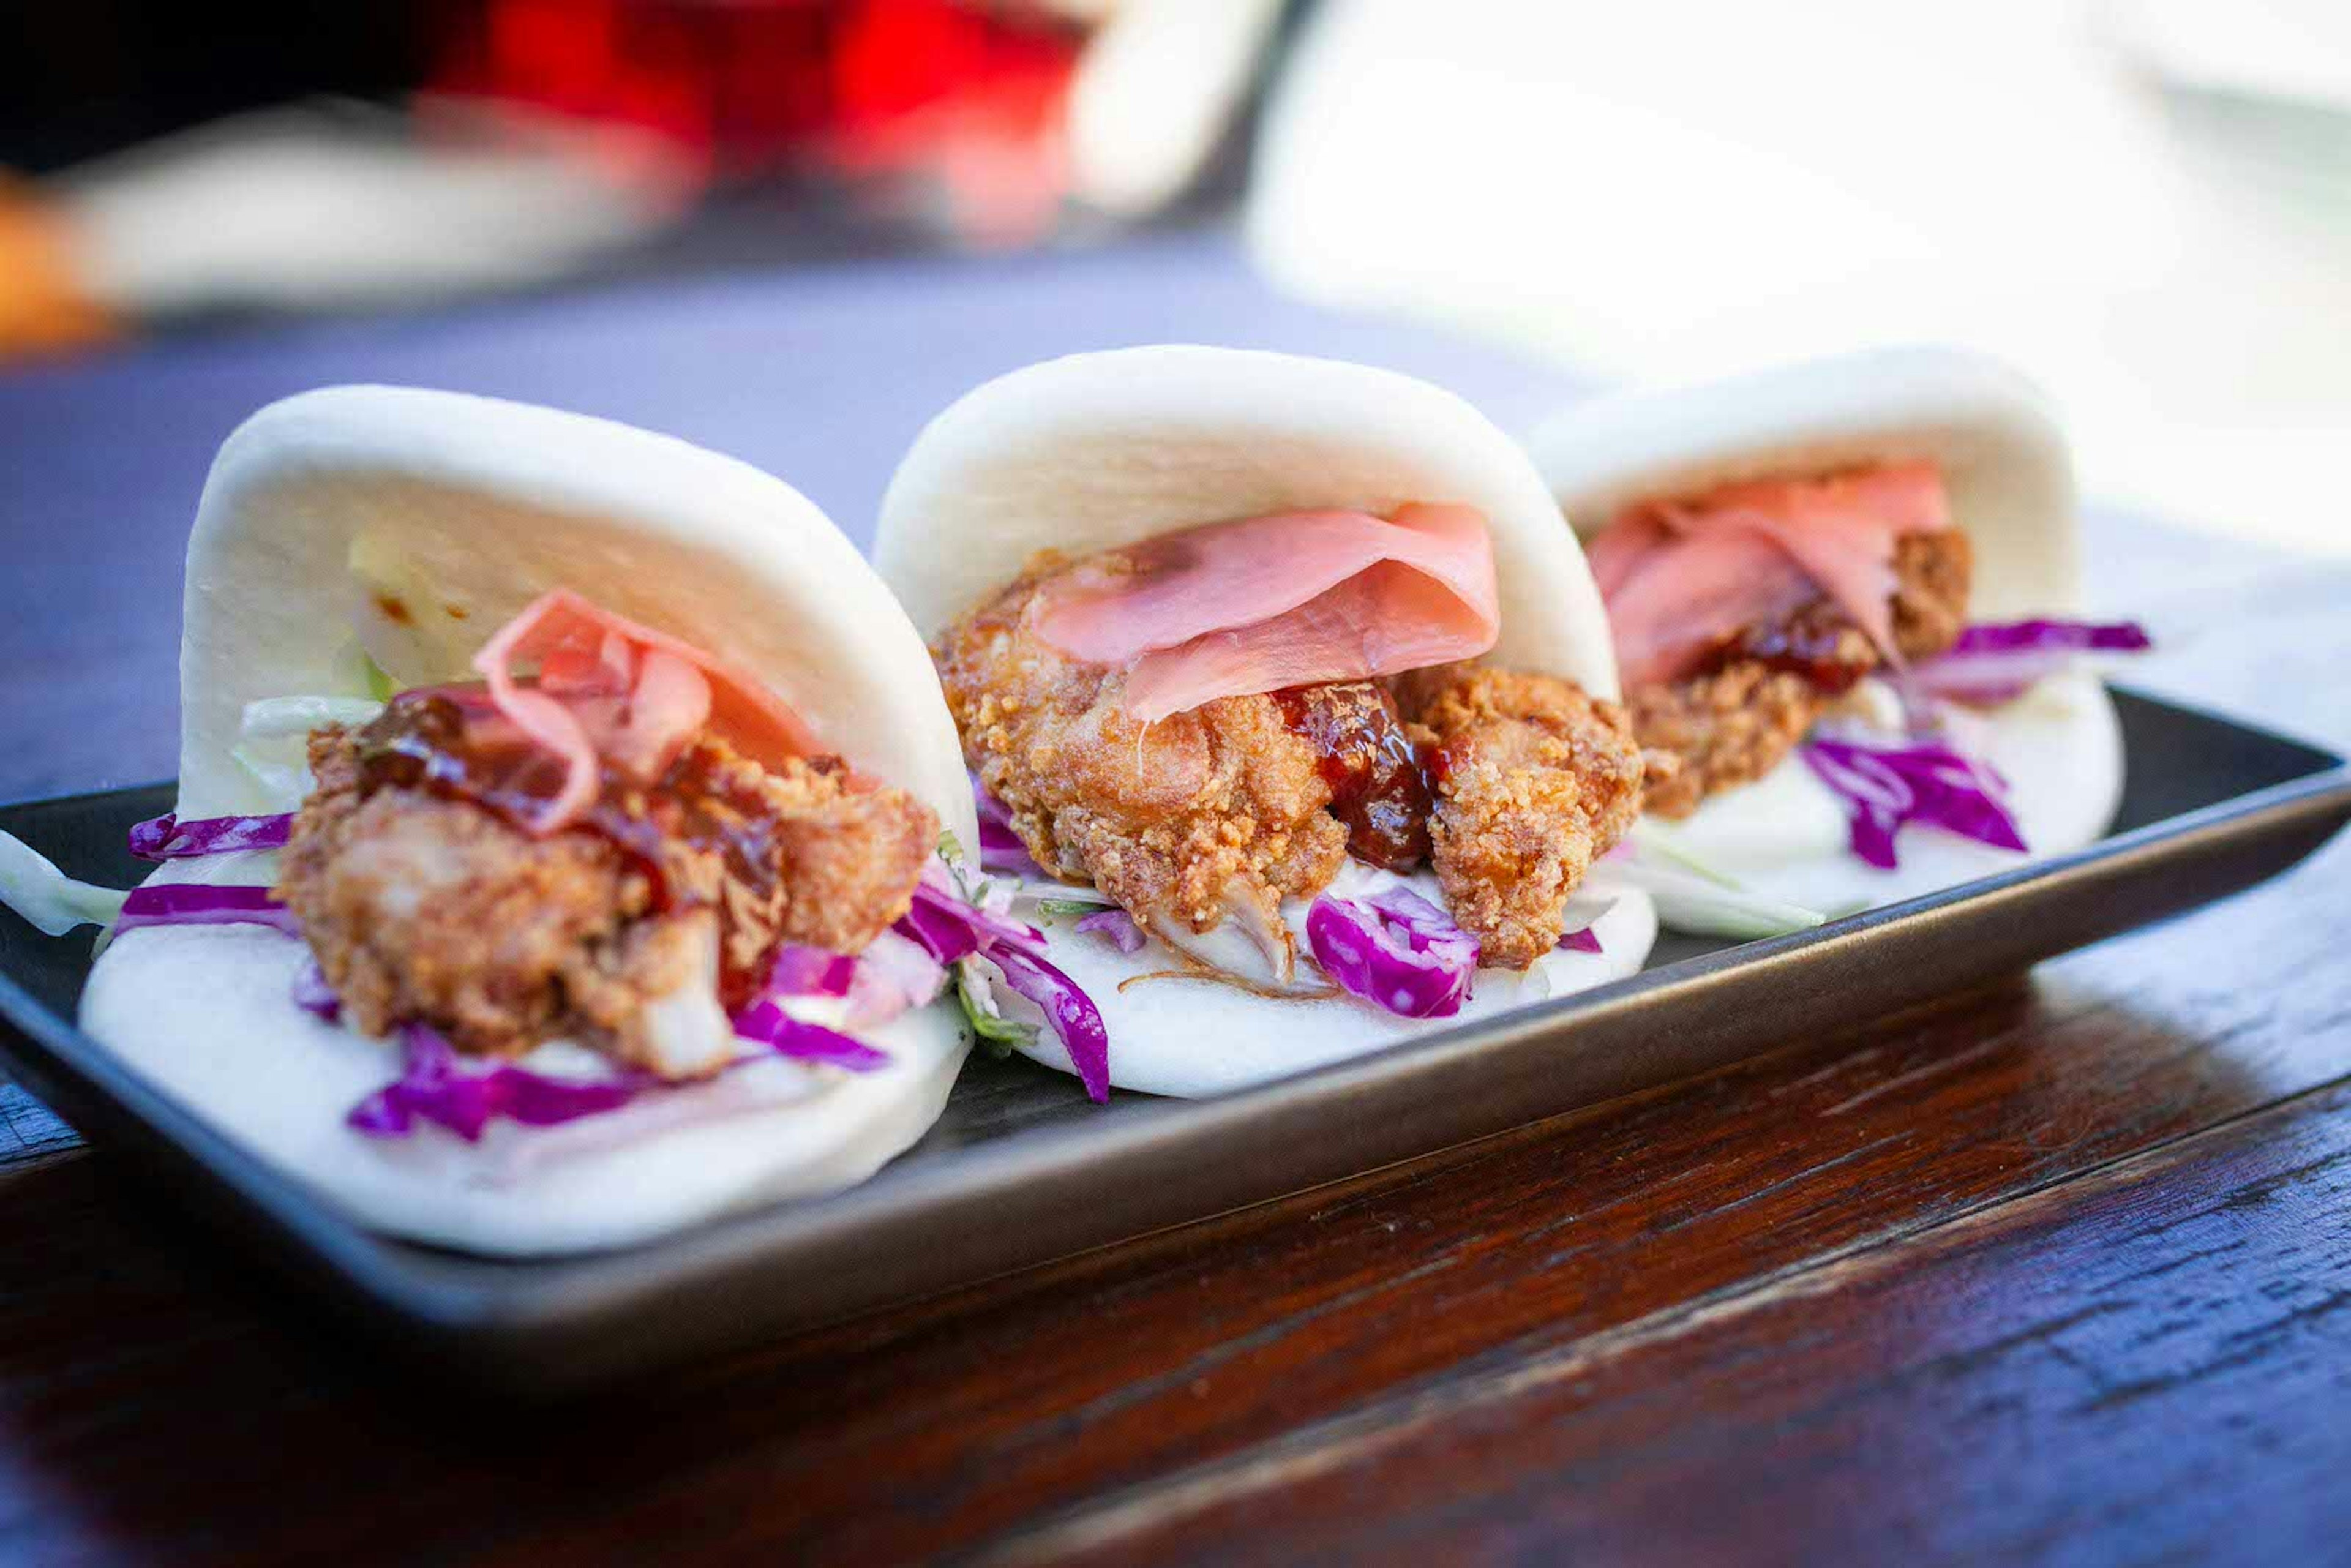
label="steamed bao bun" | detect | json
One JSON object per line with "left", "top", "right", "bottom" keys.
{"left": 876, "top": 346, "right": 1660, "bottom": 1098}
{"left": 79, "top": 387, "right": 975, "bottom": 1256}
{"left": 1529, "top": 345, "right": 2126, "bottom": 923}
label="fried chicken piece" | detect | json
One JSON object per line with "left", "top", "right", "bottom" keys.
{"left": 279, "top": 724, "right": 934, "bottom": 1076}
{"left": 1629, "top": 530, "right": 1974, "bottom": 818}
{"left": 1393, "top": 663, "right": 1646, "bottom": 970}
{"left": 1889, "top": 527, "right": 1972, "bottom": 659}
{"left": 602, "top": 744, "right": 934, "bottom": 974}
{"left": 280, "top": 728, "right": 679, "bottom": 1067}
{"left": 936, "top": 563, "right": 1346, "bottom": 953}
{"left": 1629, "top": 666, "right": 1829, "bottom": 819}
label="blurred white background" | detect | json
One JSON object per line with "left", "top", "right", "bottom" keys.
{"left": 1248, "top": 0, "right": 2351, "bottom": 555}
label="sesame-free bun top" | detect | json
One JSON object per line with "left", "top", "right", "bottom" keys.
{"left": 1529, "top": 344, "right": 2081, "bottom": 623}
{"left": 874, "top": 345, "right": 1622, "bottom": 701}
{"left": 174, "top": 384, "right": 976, "bottom": 853}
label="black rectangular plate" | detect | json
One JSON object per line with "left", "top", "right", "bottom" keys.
{"left": 2, "top": 687, "right": 2345, "bottom": 1394}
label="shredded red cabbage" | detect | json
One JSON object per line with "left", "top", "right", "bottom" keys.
{"left": 340, "top": 960, "right": 893, "bottom": 1144}
{"left": 292, "top": 957, "right": 340, "bottom": 1021}
{"left": 972, "top": 778, "right": 1046, "bottom": 877}
{"left": 899, "top": 876, "right": 1046, "bottom": 962}
{"left": 1915, "top": 618, "right": 2151, "bottom": 705}
{"left": 1559, "top": 925, "right": 1603, "bottom": 955}
{"left": 1947, "top": 618, "right": 2153, "bottom": 656}
{"left": 754, "top": 934, "right": 938, "bottom": 1030}
{"left": 764, "top": 944, "right": 855, "bottom": 999}
{"left": 732, "top": 942, "right": 891, "bottom": 1068}
{"left": 845, "top": 931, "right": 948, "bottom": 1029}
{"left": 1801, "top": 733, "right": 2027, "bottom": 869}
{"left": 896, "top": 888, "right": 983, "bottom": 964}
{"left": 1074, "top": 908, "right": 1145, "bottom": 953}
{"left": 1306, "top": 886, "right": 1480, "bottom": 1019}
{"left": 986, "top": 945, "right": 1111, "bottom": 1101}
{"left": 894, "top": 863, "right": 1112, "bottom": 1101}
{"left": 129, "top": 812, "right": 294, "bottom": 861}
{"left": 114, "top": 883, "right": 301, "bottom": 937}
{"left": 348, "top": 1023, "right": 650, "bottom": 1142}
{"left": 730, "top": 999, "right": 891, "bottom": 1071}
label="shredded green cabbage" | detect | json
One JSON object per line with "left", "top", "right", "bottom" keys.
{"left": 239, "top": 695, "right": 384, "bottom": 740}
{"left": 953, "top": 958, "right": 1036, "bottom": 1054}
{"left": 361, "top": 652, "right": 400, "bottom": 703}
{"left": 230, "top": 745, "right": 312, "bottom": 808}
{"left": 0, "top": 831, "right": 127, "bottom": 936}
{"left": 230, "top": 692, "right": 389, "bottom": 808}
{"left": 1607, "top": 823, "right": 1837, "bottom": 940}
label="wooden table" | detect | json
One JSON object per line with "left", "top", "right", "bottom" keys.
{"left": 1, "top": 236, "right": 2345, "bottom": 1564}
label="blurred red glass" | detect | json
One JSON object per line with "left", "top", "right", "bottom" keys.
{"left": 429, "top": 0, "right": 1087, "bottom": 211}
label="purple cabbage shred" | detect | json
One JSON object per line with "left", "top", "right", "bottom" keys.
{"left": 1305, "top": 886, "right": 1480, "bottom": 1019}
{"left": 893, "top": 865, "right": 1113, "bottom": 1102}
{"left": 1914, "top": 618, "right": 2151, "bottom": 705}
{"left": 730, "top": 999, "right": 891, "bottom": 1071}
{"left": 986, "top": 945, "right": 1111, "bottom": 1102}
{"left": 128, "top": 812, "right": 294, "bottom": 861}
{"left": 1801, "top": 733, "right": 2027, "bottom": 869}
{"left": 972, "top": 776, "right": 1047, "bottom": 877}
{"left": 763, "top": 944, "right": 855, "bottom": 999}
{"left": 291, "top": 958, "right": 341, "bottom": 1021}
{"left": 114, "top": 883, "right": 301, "bottom": 938}
{"left": 1073, "top": 908, "right": 1145, "bottom": 953}
{"left": 347, "top": 1024, "right": 648, "bottom": 1142}
{"left": 1946, "top": 618, "right": 2153, "bottom": 656}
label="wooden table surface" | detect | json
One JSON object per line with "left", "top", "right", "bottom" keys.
{"left": 1, "top": 235, "right": 2346, "bottom": 1566}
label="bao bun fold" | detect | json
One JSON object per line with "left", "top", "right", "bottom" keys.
{"left": 80, "top": 387, "right": 975, "bottom": 1255}
{"left": 878, "top": 347, "right": 1658, "bottom": 1098}
{"left": 878, "top": 346, "right": 1621, "bottom": 700}
{"left": 175, "top": 386, "right": 974, "bottom": 846}
{"left": 1531, "top": 345, "right": 2126, "bottom": 920}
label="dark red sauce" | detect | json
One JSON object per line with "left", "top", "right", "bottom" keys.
{"left": 1689, "top": 601, "right": 1878, "bottom": 694}
{"left": 354, "top": 685, "right": 799, "bottom": 1009}
{"left": 1272, "top": 681, "right": 1432, "bottom": 871}
{"left": 1739, "top": 620, "right": 1874, "bottom": 692}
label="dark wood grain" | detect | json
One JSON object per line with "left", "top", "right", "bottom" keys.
{"left": 1019, "top": 1078, "right": 2351, "bottom": 1566}
{"left": 0, "top": 239, "right": 2346, "bottom": 1564}
{"left": 0, "top": 827, "right": 2338, "bottom": 1564}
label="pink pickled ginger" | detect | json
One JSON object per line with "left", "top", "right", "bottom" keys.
{"left": 1589, "top": 462, "right": 1951, "bottom": 688}
{"left": 1031, "top": 504, "right": 1500, "bottom": 721}
{"left": 473, "top": 589, "right": 816, "bottom": 833}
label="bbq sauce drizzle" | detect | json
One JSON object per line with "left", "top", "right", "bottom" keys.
{"left": 354, "top": 686, "right": 808, "bottom": 1010}
{"left": 1271, "top": 681, "right": 1433, "bottom": 872}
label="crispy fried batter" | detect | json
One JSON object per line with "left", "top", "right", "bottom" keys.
{"left": 606, "top": 743, "right": 934, "bottom": 971}
{"left": 935, "top": 563, "right": 1347, "bottom": 942}
{"left": 1890, "top": 527, "right": 1972, "bottom": 659}
{"left": 1392, "top": 663, "right": 1646, "bottom": 970}
{"left": 278, "top": 726, "right": 934, "bottom": 1071}
{"left": 1629, "top": 666, "right": 1829, "bottom": 818}
{"left": 768, "top": 776, "right": 938, "bottom": 955}
{"left": 1629, "top": 530, "right": 1973, "bottom": 817}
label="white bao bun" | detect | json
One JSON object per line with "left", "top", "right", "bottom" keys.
{"left": 876, "top": 345, "right": 1621, "bottom": 700}
{"left": 876, "top": 347, "right": 1655, "bottom": 1097}
{"left": 81, "top": 387, "right": 974, "bottom": 1255}
{"left": 1529, "top": 345, "right": 2123, "bottom": 919}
